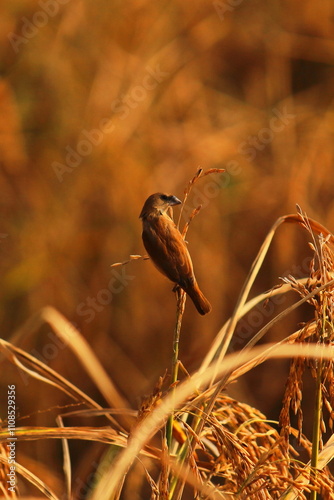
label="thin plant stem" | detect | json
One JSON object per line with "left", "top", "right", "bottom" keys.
{"left": 310, "top": 361, "right": 323, "bottom": 500}
{"left": 166, "top": 288, "right": 186, "bottom": 450}
{"left": 310, "top": 286, "right": 328, "bottom": 500}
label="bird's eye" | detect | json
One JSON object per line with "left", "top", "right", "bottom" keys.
{"left": 160, "top": 194, "right": 168, "bottom": 201}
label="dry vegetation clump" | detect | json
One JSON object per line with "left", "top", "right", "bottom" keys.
{"left": 1, "top": 204, "right": 334, "bottom": 499}
{"left": 280, "top": 221, "right": 334, "bottom": 449}
{"left": 1, "top": 0, "right": 334, "bottom": 498}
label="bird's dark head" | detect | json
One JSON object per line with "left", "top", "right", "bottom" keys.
{"left": 139, "top": 193, "right": 182, "bottom": 219}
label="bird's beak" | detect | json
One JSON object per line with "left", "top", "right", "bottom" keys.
{"left": 168, "top": 196, "right": 182, "bottom": 206}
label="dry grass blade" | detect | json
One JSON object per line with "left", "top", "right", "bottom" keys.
{"left": 203, "top": 212, "right": 334, "bottom": 386}
{"left": 285, "top": 212, "right": 334, "bottom": 246}
{"left": 56, "top": 415, "right": 71, "bottom": 500}
{"left": 89, "top": 343, "right": 334, "bottom": 500}
{"left": 199, "top": 279, "right": 309, "bottom": 375}
{"left": 110, "top": 254, "right": 149, "bottom": 267}
{"left": 0, "top": 455, "right": 58, "bottom": 500}
{"left": 158, "top": 437, "right": 169, "bottom": 499}
{"left": 0, "top": 426, "right": 125, "bottom": 446}
{"left": 0, "top": 339, "right": 97, "bottom": 405}
{"left": 55, "top": 408, "right": 137, "bottom": 419}
{"left": 6, "top": 306, "right": 129, "bottom": 413}
{"left": 144, "top": 466, "right": 160, "bottom": 499}
{"left": 41, "top": 307, "right": 129, "bottom": 411}
{"left": 228, "top": 322, "right": 316, "bottom": 382}
{"left": 317, "top": 433, "right": 334, "bottom": 470}
{"left": 240, "top": 279, "right": 334, "bottom": 352}
{"left": 0, "top": 339, "right": 127, "bottom": 432}
{"left": 206, "top": 215, "right": 287, "bottom": 385}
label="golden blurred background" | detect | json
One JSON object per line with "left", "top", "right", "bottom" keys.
{"left": 1, "top": 0, "right": 334, "bottom": 496}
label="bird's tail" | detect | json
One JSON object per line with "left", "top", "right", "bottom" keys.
{"left": 185, "top": 281, "right": 212, "bottom": 315}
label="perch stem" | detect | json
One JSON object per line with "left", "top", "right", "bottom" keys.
{"left": 166, "top": 287, "right": 186, "bottom": 450}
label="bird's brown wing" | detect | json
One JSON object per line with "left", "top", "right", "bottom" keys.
{"left": 142, "top": 215, "right": 195, "bottom": 287}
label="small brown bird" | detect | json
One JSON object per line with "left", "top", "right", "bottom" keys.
{"left": 140, "top": 193, "right": 211, "bottom": 315}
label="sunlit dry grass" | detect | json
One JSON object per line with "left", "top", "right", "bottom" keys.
{"left": 1, "top": 0, "right": 334, "bottom": 498}
{"left": 1, "top": 209, "right": 334, "bottom": 498}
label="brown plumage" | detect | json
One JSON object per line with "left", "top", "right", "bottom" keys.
{"left": 140, "top": 193, "right": 211, "bottom": 315}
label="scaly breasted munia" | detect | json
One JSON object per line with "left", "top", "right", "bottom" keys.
{"left": 140, "top": 193, "right": 211, "bottom": 315}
